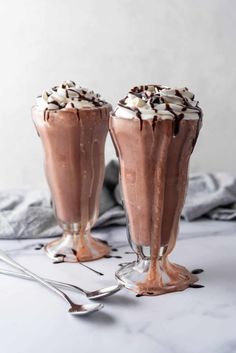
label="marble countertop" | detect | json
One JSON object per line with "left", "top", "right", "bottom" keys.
{"left": 0, "top": 219, "right": 236, "bottom": 353}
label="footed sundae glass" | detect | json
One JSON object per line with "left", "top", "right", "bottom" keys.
{"left": 110, "top": 84, "right": 202, "bottom": 295}
{"left": 32, "top": 81, "right": 111, "bottom": 262}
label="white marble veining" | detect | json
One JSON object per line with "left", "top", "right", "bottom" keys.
{"left": 0, "top": 220, "right": 236, "bottom": 353}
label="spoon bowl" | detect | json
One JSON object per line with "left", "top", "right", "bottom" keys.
{"left": 69, "top": 303, "right": 104, "bottom": 315}
{"left": 86, "top": 284, "right": 123, "bottom": 299}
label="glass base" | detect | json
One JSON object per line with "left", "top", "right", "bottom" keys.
{"left": 115, "top": 257, "right": 198, "bottom": 296}
{"left": 45, "top": 232, "right": 110, "bottom": 263}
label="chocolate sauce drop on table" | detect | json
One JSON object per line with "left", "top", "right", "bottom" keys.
{"left": 53, "top": 254, "right": 66, "bottom": 264}
{"left": 104, "top": 255, "right": 122, "bottom": 259}
{"left": 34, "top": 243, "right": 44, "bottom": 250}
{"left": 191, "top": 268, "right": 204, "bottom": 274}
{"left": 189, "top": 284, "right": 205, "bottom": 288}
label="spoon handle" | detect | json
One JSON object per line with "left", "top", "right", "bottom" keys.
{"left": 0, "top": 268, "right": 86, "bottom": 295}
{"left": 0, "top": 249, "right": 74, "bottom": 305}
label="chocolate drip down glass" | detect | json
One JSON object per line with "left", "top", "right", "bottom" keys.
{"left": 32, "top": 105, "right": 111, "bottom": 262}
{"left": 110, "top": 116, "right": 202, "bottom": 295}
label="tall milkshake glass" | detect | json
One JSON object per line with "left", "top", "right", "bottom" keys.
{"left": 110, "top": 85, "right": 202, "bottom": 295}
{"left": 32, "top": 81, "right": 111, "bottom": 262}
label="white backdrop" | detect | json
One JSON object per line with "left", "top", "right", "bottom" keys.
{"left": 0, "top": 0, "right": 235, "bottom": 189}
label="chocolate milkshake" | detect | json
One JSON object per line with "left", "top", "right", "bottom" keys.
{"left": 32, "top": 80, "right": 112, "bottom": 262}
{"left": 110, "top": 85, "right": 202, "bottom": 295}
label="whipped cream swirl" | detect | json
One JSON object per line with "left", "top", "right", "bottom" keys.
{"left": 36, "top": 80, "right": 107, "bottom": 110}
{"left": 114, "top": 85, "right": 202, "bottom": 120}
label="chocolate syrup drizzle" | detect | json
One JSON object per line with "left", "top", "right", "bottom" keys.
{"left": 43, "top": 108, "right": 49, "bottom": 121}
{"left": 117, "top": 85, "right": 202, "bottom": 137}
{"left": 42, "top": 98, "right": 107, "bottom": 125}
{"left": 39, "top": 81, "right": 107, "bottom": 112}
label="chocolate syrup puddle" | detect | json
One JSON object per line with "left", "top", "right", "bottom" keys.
{"left": 136, "top": 294, "right": 143, "bottom": 297}
{"left": 191, "top": 268, "right": 204, "bottom": 274}
{"left": 34, "top": 243, "right": 44, "bottom": 250}
{"left": 53, "top": 254, "right": 66, "bottom": 264}
{"left": 189, "top": 284, "right": 205, "bottom": 288}
{"left": 104, "top": 255, "right": 122, "bottom": 259}
{"left": 112, "top": 248, "right": 118, "bottom": 252}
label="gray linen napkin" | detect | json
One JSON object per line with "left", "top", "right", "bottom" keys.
{"left": 1, "top": 161, "right": 236, "bottom": 239}
{"left": 0, "top": 189, "right": 61, "bottom": 239}
{"left": 183, "top": 173, "right": 236, "bottom": 221}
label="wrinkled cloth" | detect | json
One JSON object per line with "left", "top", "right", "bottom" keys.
{"left": 183, "top": 173, "right": 236, "bottom": 221}
{"left": 0, "top": 190, "right": 60, "bottom": 239}
{"left": 1, "top": 161, "right": 236, "bottom": 239}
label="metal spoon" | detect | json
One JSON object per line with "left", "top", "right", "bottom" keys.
{"left": 0, "top": 249, "right": 103, "bottom": 315}
{"left": 0, "top": 268, "right": 122, "bottom": 299}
